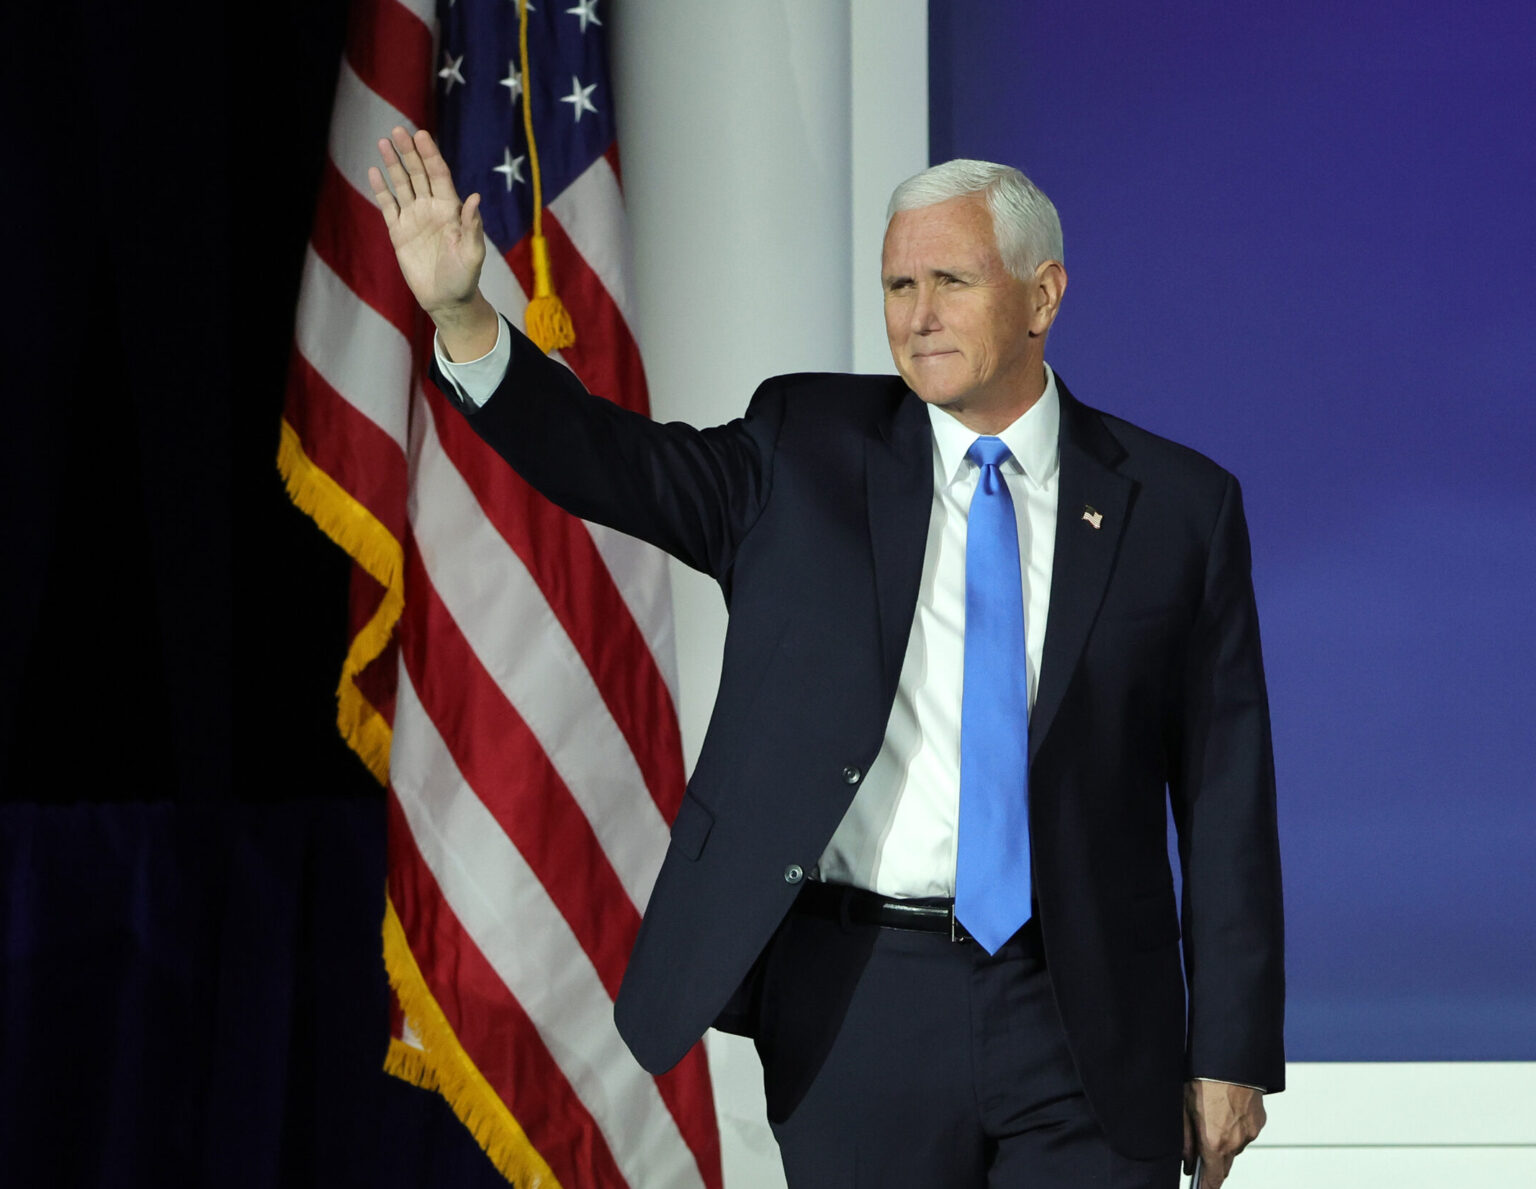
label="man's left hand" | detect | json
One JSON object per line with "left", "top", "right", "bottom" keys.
{"left": 1182, "top": 1080, "right": 1265, "bottom": 1187}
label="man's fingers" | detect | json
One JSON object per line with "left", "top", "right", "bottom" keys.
{"left": 390, "top": 125, "right": 432, "bottom": 202}
{"left": 1185, "top": 1080, "right": 1265, "bottom": 1184}
{"left": 377, "top": 126, "right": 459, "bottom": 211}
{"left": 377, "top": 134, "right": 416, "bottom": 209}
{"left": 1195, "top": 1117, "right": 1256, "bottom": 1188}
{"left": 367, "top": 165, "right": 400, "bottom": 227}
{"left": 459, "top": 193, "right": 487, "bottom": 268}
{"left": 1182, "top": 1108, "right": 1194, "bottom": 1175}
{"left": 416, "top": 129, "right": 461, "bottom": 204}
{"left": 1202, "top": 1152, "right": 1235, "bottom": 1189}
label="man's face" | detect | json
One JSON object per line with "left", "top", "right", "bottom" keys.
{"left": 881, "top": 195, "right": 1051, "bottom": 426}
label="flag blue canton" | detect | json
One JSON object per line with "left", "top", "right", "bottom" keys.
{"left": 436, "top": 0, "right": 616, "bottom": 254}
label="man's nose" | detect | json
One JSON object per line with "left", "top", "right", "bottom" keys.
{"left": 910, "top": 285, "right": 940, "bottom": 334}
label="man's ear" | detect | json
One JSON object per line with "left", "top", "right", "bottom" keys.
{"left": 1029, "top": 260, "right": 1067, "bottom": 337}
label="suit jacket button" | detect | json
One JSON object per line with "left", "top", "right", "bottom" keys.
{"left": 842, "top": 765, "right": 862, "bottom": 785}
{"left": 783, "top": 864, "right": 804, "bottom": 884}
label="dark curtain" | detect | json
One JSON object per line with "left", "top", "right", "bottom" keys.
{"left": 1, "top": 3, "right": 508, "bottom": 1185}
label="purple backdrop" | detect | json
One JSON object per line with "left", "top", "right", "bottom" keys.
{"left": 931, "top": 0, "right": 1536, "bottom": 1060}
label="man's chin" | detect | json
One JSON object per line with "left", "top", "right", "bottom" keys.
{"left": 896, "top": 364, "right": 982, "bottom": 412}
{"left": 912, "top": 388, "right": 963, "bottom": 409}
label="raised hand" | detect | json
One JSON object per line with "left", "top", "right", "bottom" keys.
{"left": 369, "top": 127, "right": 498, "bottom": 359}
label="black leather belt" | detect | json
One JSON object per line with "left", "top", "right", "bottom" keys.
{"left": 794, "top": 881, "right": 1042, "bottom": 955}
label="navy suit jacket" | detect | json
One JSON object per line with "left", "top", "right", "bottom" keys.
{"left": 437, "top": 323, "right": 1284, "bottom": 1159}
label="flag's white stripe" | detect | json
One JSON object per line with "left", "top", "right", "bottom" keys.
{"left": 330, "top": 58, "right": 416, "bottom": 205}
{"left": 582, "top": 527, "right": 682, "bottom": 703}
{"left": 392, "top": 670, "right": 706, "bottom": 1189}
{"left": 389, "top": 0, "right": 434, "bottom": 30}
{"left": 481, "top": 232, "right": 532, "bottom": 327}
{"left": 548, "top": 155, "right": 640, "bottom": 334}
{"left": 408, "top": 389, "right": 671, "bottom": 910}
{"left": 295, "top": 247, "right": 411, "bottom": 451}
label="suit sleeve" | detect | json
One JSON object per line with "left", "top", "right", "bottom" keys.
{"left": 431, "top": 319, "right": 783, "bottom": 582}
{"left": 1171, "top": 473, "right": 1286, "bottom": 1092}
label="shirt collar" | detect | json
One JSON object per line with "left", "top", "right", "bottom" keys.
{"left": 927, "top": 362, "right": 1061, "bottom": 489}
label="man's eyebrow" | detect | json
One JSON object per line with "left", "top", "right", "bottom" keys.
{"left": 883, "top": 264, "right": 983, "bottom": 290}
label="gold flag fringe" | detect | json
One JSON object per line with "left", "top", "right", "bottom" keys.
{"left": 383, "top": 895, "right": 563, "bottom": 1189}
{"left": 281, "top": 399, "right": 561, "bottom": 1184}
{"left": 276, "top": 418, "right": 400, "bottom": 783}
{"left": 384, "top": 1037, "right": 438, "bottom": 1090}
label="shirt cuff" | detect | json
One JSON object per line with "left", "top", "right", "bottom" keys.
{"left": 433, "top": 314, "right": 512, "bottom": 408}
{"left": 1190, "top": 1077, "right": 1266, "bottom": 1093}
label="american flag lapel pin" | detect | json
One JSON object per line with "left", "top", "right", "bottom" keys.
{"left": 1082, "top": 505, "right": 1103, "bottom": 530}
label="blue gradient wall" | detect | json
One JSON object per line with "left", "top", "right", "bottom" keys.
{"left": 931, "top": 0, "right": 1536, "bottom": 1059}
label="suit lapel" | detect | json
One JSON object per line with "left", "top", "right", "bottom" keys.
{"left": 862, "top": 380, "right": 1131, "bottom": 757}
{"left": 1030, "top": 383, "right": 1134, "bottom": 763}
{"left": 865, "top": 388, "right": 934, "bottom": 686}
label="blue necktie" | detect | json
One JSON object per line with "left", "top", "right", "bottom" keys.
{"left": 956, "top": 436, "right": 1033, "bottom": 954}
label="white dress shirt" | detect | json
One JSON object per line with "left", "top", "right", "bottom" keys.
{"left": 435, "top": 324, "right": 1061, "bottom": 900}
{"left": 815, "top": 369, "right": 1060, "bottom": 898}
{"left": 434, "top": 318, "right": 514, "bottom": 404}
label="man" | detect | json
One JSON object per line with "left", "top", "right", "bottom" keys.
{"left": 369, "top": 126, "right": 1284, "bottom": 1188}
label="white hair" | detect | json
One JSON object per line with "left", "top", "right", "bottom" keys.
{"left": 886, "top": 159, "right": 1063, "bottom": 279}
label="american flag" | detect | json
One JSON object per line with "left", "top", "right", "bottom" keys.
{"left": 278, "top": 0, "right": 722, "bottom": 1185}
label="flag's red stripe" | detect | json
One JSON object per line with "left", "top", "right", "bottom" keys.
{"left": 506, "top": 214, "right": 652, "bottom": 417}
{"left": 399, "top": 529, "right": 641, "bottom": 997}
{"left": 654, "top": 1044, "right": 724, "bottom": 1189}
{"left": 386, "top": 796, "right": 630, "bottom": 1189}
{"left": 604, "top": 141, "right": 624, "bottom": 191}
{"left": 421, "top": 381, "right": 688, "bottom": 824}
{"left": 310, "top": 158, "right": 421, "bottom": 341}
{"left": 344, "top": 0, "right": 432, "bottom": 131}
{"left": 283, "top": 349, "right": 408, "bottom": 542}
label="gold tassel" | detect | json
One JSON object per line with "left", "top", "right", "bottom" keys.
{"left": 518, "top": 0, "right": 576, "bottom": 353}
{"left": 525, "top": 236, "right": 576, "bottom": 353}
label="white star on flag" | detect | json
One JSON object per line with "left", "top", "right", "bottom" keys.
{"left": 499, "top": 62, "right": 523, "bottom": 103}
{"left": 566, "top": 0, "right": 601, "bottom": 34}
{"left": 493, "top": 148, "right": 526, "bottom": 190}
{"left": 438, "top": 52, "right": 466, "bottom": 93}
{"left": 561, "top": 74, "right": 598, "bottom": 121}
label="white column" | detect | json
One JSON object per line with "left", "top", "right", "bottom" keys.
{"left": 611, "top": 5, "right": 926, "bottom": 1185}
{"left": 611, "top": 0, "right": 853, "bottom": 770}
{"left": 613, "top": 0, "right": 853, "bottom": 418}
{"left": 850, "top": 0, "right": 928, "bottom": 373}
